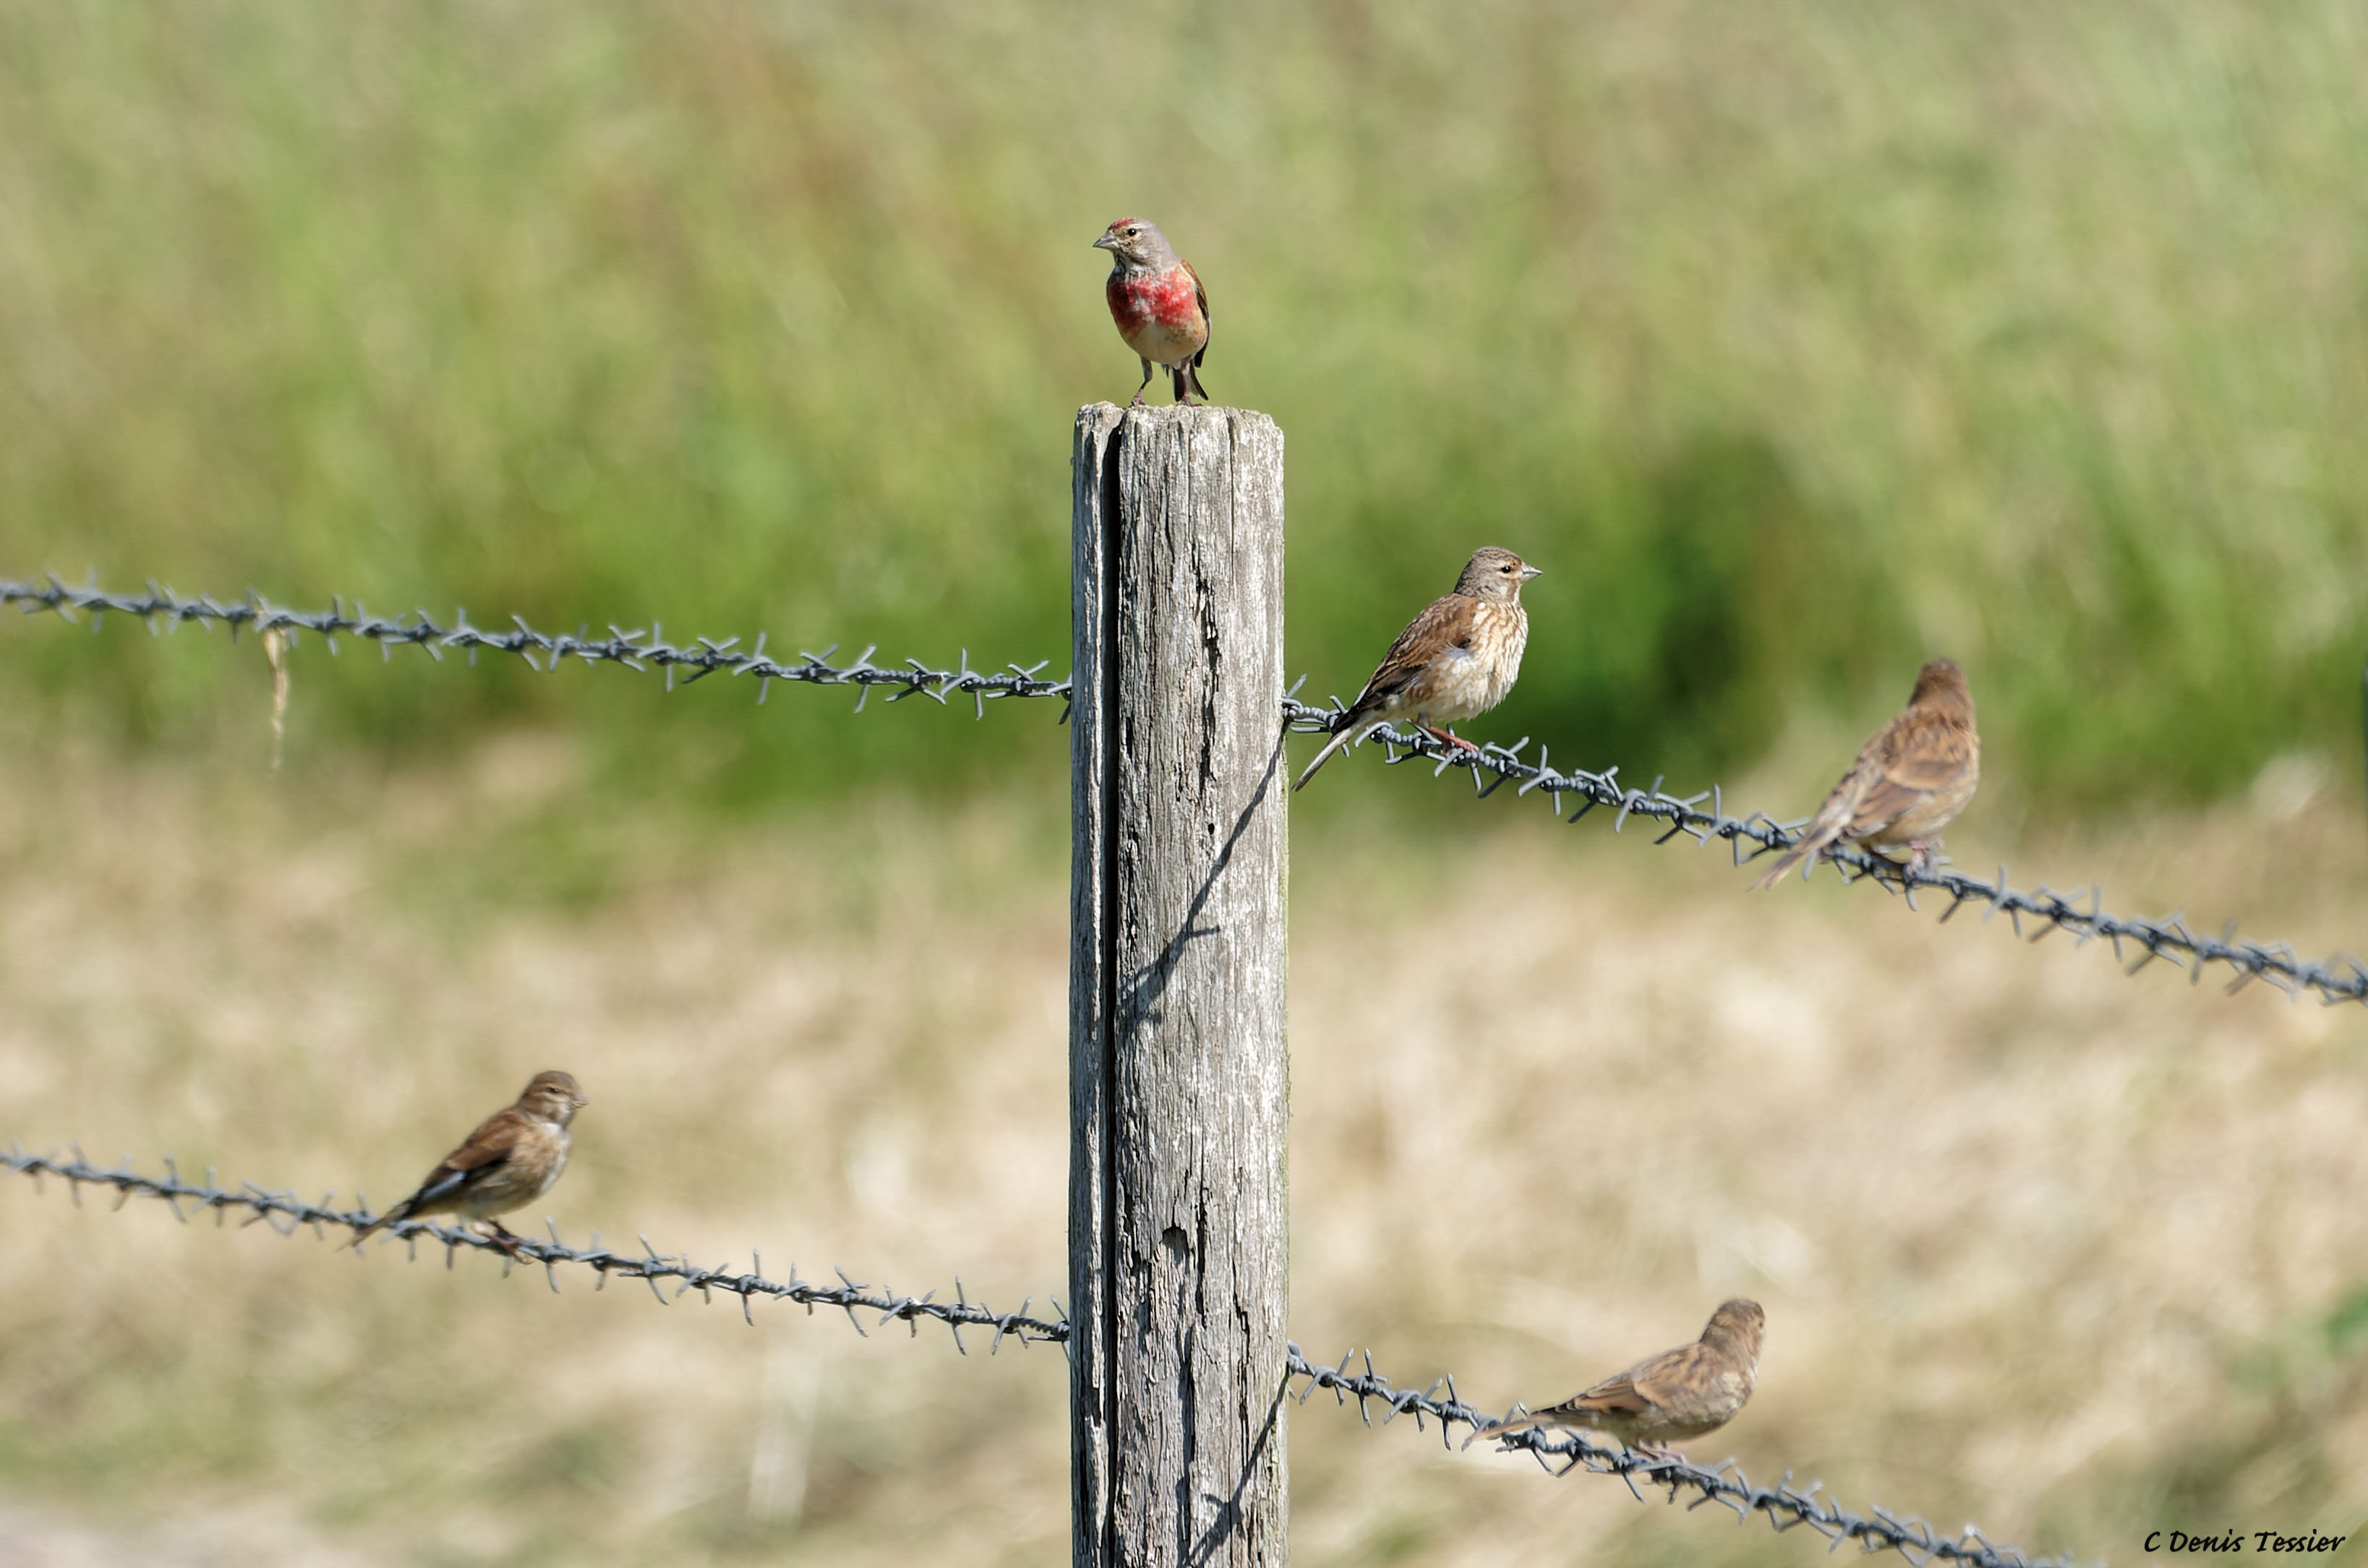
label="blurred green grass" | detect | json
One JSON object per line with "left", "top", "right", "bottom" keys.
{"left": 0, "top": 1, "right": 2363, "bottom": 810}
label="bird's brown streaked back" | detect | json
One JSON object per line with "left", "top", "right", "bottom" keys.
{"left": 1752, "top": 659, "right": 1979, "bottom": 889}
{"left": 1294, "top": 547, "right": 1542, "bottom": 792}
{"left": 350, "top": 1070, "right": 589, "bottom": 1251}
{"left": 1468, "top": 1298, "right": 1766, "bottom": 1455}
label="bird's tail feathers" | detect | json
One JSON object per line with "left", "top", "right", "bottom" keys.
{"left": 1293, "top": 717, "right": 1375, "bottom": 792}
{"left": 1292, "top": 734, "right": 1350, "bottom": 791}
{"left": 1184, "top": 356, "right": 1210, "bottom": 403}
{"left": 1751, "top": 828, "right": 1838, "bottom": 891}
{"left": 349, "top": 1200, "right": 411, "bottom": 1250}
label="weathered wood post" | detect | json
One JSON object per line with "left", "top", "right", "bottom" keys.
{"left": 1070, "top": 403, "right": 1290, "bottom": 1568}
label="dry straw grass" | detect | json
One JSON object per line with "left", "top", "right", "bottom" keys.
{"left": 1, "top": 738, "right": 2365, "bottom": 1564}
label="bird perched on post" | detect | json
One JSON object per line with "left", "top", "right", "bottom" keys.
{"left": 1093, "top": 217, "right": 1210, "bottom": 406}
{"left": 1752, "top": 658, "right": 1980, "bottom": 888}
{"left": 1466, "top": 1298, "right": 1766, "bottom": 1459}
{"left": 350, "top": 1070, "right": 588, "bottom": 1254}
{"left": 1293, "top": 546, "right": 1541, "bottom": 792}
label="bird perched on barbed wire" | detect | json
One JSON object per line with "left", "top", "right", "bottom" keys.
{"left": 1466, "top": 1298, "right": 1766, "bottom": 1460}
{"left": 1753, "top": 659, "right": 1980, "bottom": 888}
{"left": 1294, "top": 546, "right": 1541, "bottom": 792}
{"left": 1094, "top": 216, "right": 1210, "bottom": 407}
{"left": 350, "top": 1070, "right": 588, "bottom": 1254}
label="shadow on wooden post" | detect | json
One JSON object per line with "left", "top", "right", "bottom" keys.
{"left": 1069, "top": 403, "right": 1290, "bottom": 1568}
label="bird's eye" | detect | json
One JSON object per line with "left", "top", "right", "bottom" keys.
{"left": 1125, "top": 227, "right": 1140, "bottom": 236}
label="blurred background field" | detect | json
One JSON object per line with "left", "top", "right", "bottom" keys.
{"left": 3, "top": 1, "right": 2366, "bottom": 805}
{"left": 3, "top": 1, "right": 2368, "bottom": 1564}
{"left": 4, "top": 753, "right": 2368, "bottom": 1567}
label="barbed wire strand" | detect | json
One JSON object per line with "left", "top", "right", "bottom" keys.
{"left": 5, "top": 573, "right": 2354, "bottom": 1008}
{"left": 1283, "top": 1342, "right": 2080, "bottom": 1568}
{"left": 0, "top": 1144, "right": 1066, "bottom": 1350}
{"left": 0, "top": 575, "right": 1069, "bottom": 719}
{"left": 1279, "top": 693, "right": 2368, "bottom": 1009}
{"left": 4, "top": 1145, "right": 2077, "bottom": 1567}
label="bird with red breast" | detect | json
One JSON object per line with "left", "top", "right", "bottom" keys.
{"left": 1094, "top": 217, "right": 1210, "bottom": 407}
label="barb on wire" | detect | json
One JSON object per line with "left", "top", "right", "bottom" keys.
{"left": 1283, "top": 697, "right": 2368, "bottom": 1009}
{"left": 1, "top": 1144, "right": 1068, "bottom": 1350}
{"left": 0, "top": 575, "right": 1069, "bottom": 719}
{"left": 1283, "top": 1342, "right": 2082, "bottom": 1568}
{"left": 6, "top": 573, "right": 2351, "bottom": 1009}
{"left": 6, "top": 1142, "right": 2084, "bottom": 1564}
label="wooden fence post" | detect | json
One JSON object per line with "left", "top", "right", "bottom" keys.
{"left": 1069, "top": 403, "right": 1290, "bottom": 1568}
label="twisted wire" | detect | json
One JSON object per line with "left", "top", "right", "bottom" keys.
{"left": 1282, "top": 694, "right": 2368, "bottom": 1008}
{"left": 4, "top": 572, "right": 2352, "bottom": 1003}
{"left": 1283, "top": 1343, "right": 2079, "bottom": 1568}
{"left": 0, "top": 575, "right": 1067, "bottom": 718}
{"left": 0, "top": 1145, "right": 1066, "bottom": 1350}
{"left": 2, "top": 1144, "right": 2079, "bottom": 1564}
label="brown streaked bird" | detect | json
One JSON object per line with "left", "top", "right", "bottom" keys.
{"left": 1752, "top": 658, "right": 1980, "bottom": 889}
{"left": 1094, "top": 216, "right": 1210, "bottom": 407}
{"left": 350, "top": 1070, "right": 587, "bottom": 1254}
{"left": 1467, "top": 1298, "right": 1766, "bottom": 1458}
{"left": 1293, "top": 546, "right": 1541, "bottom": 792}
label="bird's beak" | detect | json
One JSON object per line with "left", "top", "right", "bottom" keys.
{"left": 1521, "top": 565, "right": 1543, "bottom": 580}
{"left": 1092, "top": 233, "right": 1119, "bottom": 250}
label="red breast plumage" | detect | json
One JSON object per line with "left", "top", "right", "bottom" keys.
{"left": 1108, "top": 266, "right": 1206, "bottom": 353}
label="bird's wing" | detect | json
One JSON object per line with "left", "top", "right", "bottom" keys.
{"left": 1183, "top": 259, "right": 1210, "bottom": 366}
{"left": 1845, "top": 711, "right": 1975, "bottom": 836}
{"left": 404, "top": 1111, "right": 526, "bottom": 1209}
{"left": 1549, "top": 1366, "right": 1656, "bottom": 1423}
{"left": 1752, "top": 742, "right": 1878, "bottom": 886}
{"left": 1813, "top": 738, "right": 1888, "bottom": 831}
{"left": 1617, "top": 1345, "right": 1708, "bottom": 1413}
{"left": 1348, "top": 593, "right": 1476, "bottom": 717}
